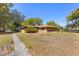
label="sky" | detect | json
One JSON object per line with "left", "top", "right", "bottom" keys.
{"left": 13, "top": 3, "right": 79, "bottom": 26}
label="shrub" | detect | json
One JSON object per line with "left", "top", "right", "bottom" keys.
{"left": 26, "top": 27, "right": 38, "bottom": 33}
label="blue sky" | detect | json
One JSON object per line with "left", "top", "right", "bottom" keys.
{"left": 13, "top": 3, "right": 79, "bottom": 26}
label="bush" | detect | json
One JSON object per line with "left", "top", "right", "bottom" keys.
{"left": 25, "top": 27, "right": 38, "bottom": 33}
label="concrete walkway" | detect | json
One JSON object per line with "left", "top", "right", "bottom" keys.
{"left": 12, "top": 33, "right": 31, "bottom": 56}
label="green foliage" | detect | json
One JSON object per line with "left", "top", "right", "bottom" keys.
{"left": 21, "top": 17, "right": 43, "bottom": 26}
{"left": 47, "top": 20, "right": 63, "bottom": 31}
{"left": 26, "top": 27, "right": 38, "bottom": 33}
{"left": 66, "top": 8, "right": 79, "bottom": 21}
{"left": 0, "top": 3, "right": 13, "bottom": 32}
{"left": 47, "top": 21, "right": 58, "bottom": 26}
{"left": 10, "top": 10, "right": 25, "bottom": 30}
{"left": 0, "top": 3, "right": 25, "bottom": 32}
{"left": 66, "top": 8, "right": 79, "bottom": 32}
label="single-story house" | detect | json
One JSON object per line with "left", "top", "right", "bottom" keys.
{"left": 20, "top": 25, "right": 59, "bottom": 33}
{"left": 33, "top": 25, "right": 59, "bottom": 33}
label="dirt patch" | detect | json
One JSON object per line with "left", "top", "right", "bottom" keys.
{"left": 0, "top": 43, "right": 14, "bottom": 56}
{"left": 0, "top": 32, "right": 13, "bottom": 35}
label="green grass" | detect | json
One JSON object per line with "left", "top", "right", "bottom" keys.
{"left": 0, "top": 34, "right": 12, "bottom": 47}
{"left": 17, "top": 32, "right": 79, "bottom": 56}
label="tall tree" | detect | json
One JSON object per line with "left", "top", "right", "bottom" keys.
{"left": 66, "top": 8, "right": 79, "bottom": 31}
{"left": 0, "top": 3, "right": 25, "bottom": 32}
{"left": 0, "top": 3, "right": 13, "bottom": 32}
{"left": 10, "top": 10, "right": 25, "bottom": 30}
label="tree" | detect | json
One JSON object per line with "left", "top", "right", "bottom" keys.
{"left": 0, "top": 3, "right": 13, "bottom": 32}
{"left": 33, "top": 17, "right": 43, "bottom": 25}
{"left": 0, "top": 3, "right": 25, "bottom": 32}
{"left": 66, "top": 8, "right": 79, "bottom": 32}
{"left": 46, "top": 21, "right": 58, "bottom": 26}
{"left": 46, "top": 20, "right": 63, "bottom": 31}
{"left": 10, "top": 9, "right": 25, "bottom": 31}
{"left": 21, "top": 17, "right": 43, "bottom": 26}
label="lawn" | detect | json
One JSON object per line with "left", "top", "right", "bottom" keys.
{"left": 0, "top": 33, "right": 12, "bottom": 48}
{"left": 17, "top": 32, "right": 79, "bottom": 56}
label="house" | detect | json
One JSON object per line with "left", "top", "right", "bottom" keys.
{"left": 33, "top": 25, "right": 59, "bottom": 33}
{"left": 20, "top": 25, "right": 59, "bottom": 33}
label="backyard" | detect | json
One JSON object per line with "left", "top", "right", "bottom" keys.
{"left": 17, "top": 32, "right": 79, "bottom": 56}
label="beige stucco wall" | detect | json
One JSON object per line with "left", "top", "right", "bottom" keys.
{"left": 21, "top": 29, "right": 26, "bottom": 33}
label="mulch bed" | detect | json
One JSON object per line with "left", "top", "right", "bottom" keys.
{"left": 0, "top": 32, "right": 13, "bottom": 35}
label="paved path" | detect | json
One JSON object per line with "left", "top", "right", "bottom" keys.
{"left": 12, "top": 33, "right": 31, "bottom": 56}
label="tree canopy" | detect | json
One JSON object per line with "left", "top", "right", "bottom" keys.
{"left": 46, "top": 20, "right": 63, "bottom": 30}
{"left": 66, "top": 8, "right": 79, "bottom": 32}
{"left": 46, "top": 20, "right": 59, "bottom": 26}
{"left": 0, "top": 3, "right": 25, "bottom": 32}
{"left": 21, "top": 17, "right": 43, "bottom": 26}
{"left": 66, "top": 8, "right": 79, "bottom": 21}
